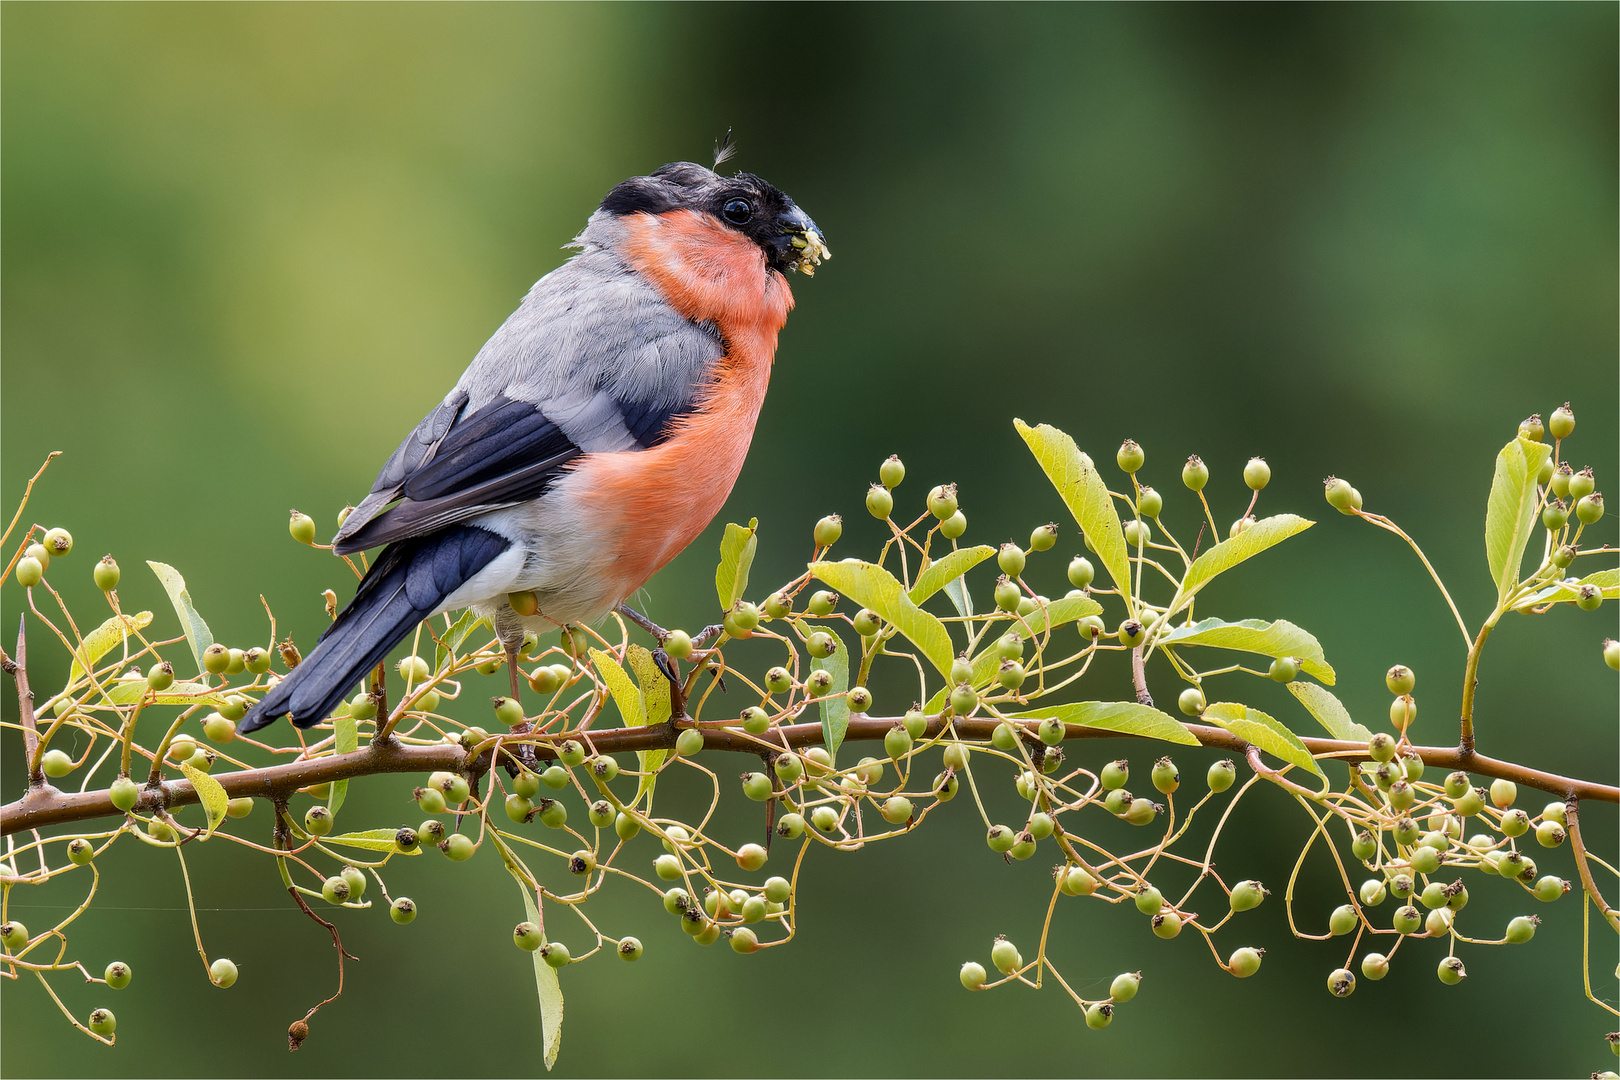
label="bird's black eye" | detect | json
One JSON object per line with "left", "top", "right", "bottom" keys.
{"left": 722, "top": 198, "right": 753, "bottom": 225}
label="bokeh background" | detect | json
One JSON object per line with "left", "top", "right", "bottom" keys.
{"left": 3, "top": 4, "right": 1616, "bottom": 1077}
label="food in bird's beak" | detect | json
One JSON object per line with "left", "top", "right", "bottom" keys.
{"left": 788, "top": 229, "right": 832, "bottom": 276}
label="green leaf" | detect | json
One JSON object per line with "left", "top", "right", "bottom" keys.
{"left": 104, "top": 680, "right": 231, "bottom": 708}
{"left": 1009, "top": 701, "right": 1200, "bottom": 745}
{"left": 65, "top": 612, "right": 153, "bottom": 690}
{"left": 146, "top": 562, "right": 215, "bottom": 676}
{"left": 804, "top": 624, "right": 850, "bottom": 762}
{"left": 178, "top": 760, "right": 229, "bottom": 838}
{"left": 809, "top": 560, "right": 954, "bottom": 677}
{"left": 1202, "top": 701, "right": 1321, "bottom": 776}
{"left": 514, "top": 873, "right": 564, "bottom": 1070}
{"left": 328, "top": 713, "right": 359, "bottom": 816}
{"left": 1286, "top": 682, "right": 1373, "bottom": 742}
{"left": 1484, "top": 436, "right": 1553, "bottom": 606}
{"left": 1157, "top": 617, "right": 1334, "bottom": 684}
{"left": 624, "top": 645, "right": 670, "bottom": 811}
{"left": 319, "top": 828, "right": 420, "bottom": 855}
{"left": 909, "top": 546, "right": 995, "bottom": 604}
{"left": 715, "top": 519, "right": 758, "bottom": 611}
{"left": 942, "top": 576, "right": 974, "bottom": 619}
{"left": 1015, "top": 420, "right": 1131, "bottom": 606}
{"left": 434, "top": 609, "right": 487, "bottom": 675}
{"left": 1514, "top": 567, "right": 1620, "bottom": 610}
{"left": 1009, "top": 593, "right": 1103, "bottom": 637}
{"left": 588, "top": 649, "right": 646, "bottom": 726}
{"left": 1177, "top": 516, "right": 1313, "bottom": 603}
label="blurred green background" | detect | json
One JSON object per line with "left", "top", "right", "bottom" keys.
{"left": 3, "top": 3, "right": 1616, "bottom": 1076}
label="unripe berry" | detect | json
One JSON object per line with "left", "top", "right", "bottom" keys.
{"left": 1436, "top": 956, "right": 1465, "bottom": 985}
{"left": 541, "top": 942, "right": 571, "bottom": 968}
{"left": 813, "top": 515, "right": 842, "bottom": 547}
{"left": 810, "top": 806, "right": 839, "bottom": 833}
{"left": 1134, "top": 886, "right": 1164, "bottom": 916}
{"left": 1329, "top": 905, "right": 1358, "bottom": 936}
{"left": 866, "top": 484, "right": 894, "bottom": 520}
{"left": 1551, "top": 461, "right": 1574, "bottom": 498}
{"left": 1549, "top": 403, "right": 1575, "bottom": 439}
{"left": 108, "top": 775, "right": 140, "bottom": 813}
{"left": 1452, "top": 787, "right": 1484, "bottom": 817}
{"left": 1323, "top": 476, "right": 1355, "bottom": 512}
{"left": 1117, "top": 440, "right": 1144, "bottom": 474}
{"left": 585, "top": 800, "right": 613, "bottom": 829}
{"left": 1177, "top": 453, "right": 1211, "bottom": 492}
{"left": 1207, "top": 759, "right": 1236, "bottom": 793}
{"left": 1151, "top": 912, "right": 1182, "bottom": 938}
{"left": 1570, "top": 467, "right": 1596, "bottom": 500}
{"left": 1535, "top": 820, "right": 1566, "bottom": 848}
{"left": 994, "top": 577, "right": 1022, "bottom": 612}
{"left": 986, "top": 824, "right": 1017, "bottom": 853}
{"left": 1229, "top": 515, "right": 1256, "bottom": 538}
{"left": 959, "top": 961, "right": 989, "bottom": 990}
{"left": 416, "top": 786, "right": 448, "bottom": 814}
{"left": 1578, "top": 491, "right": 1607, "bottom": 526}
{"left": 1488, "top": 778, "right": 1517, "bottom": 809}
{"left": 1267, "top": 656, "right": 1299, "bottom": 683}
{"left": 1230, "top": 880, "right": 1268, "bottom": 912}
{"left": 940, "top": 509, "right": 968, "bottom": 538}
{"left": 1171, "top": 687, "right": 1205, "bottom": 717}
{"left": 1578, "top": 584, "right": 1603, "bottom": 611}
{"left": 997, "top": 542, "right": 1026, "bottom": 577}
{"left": 927, "top": 484, "right": 959, "bottom": 520}
{"left": 589, "top": 755, "right": 620, "bottom": 783}
{"left": 741, "top": 772, "right": 772, "bottom": 802}
{"left": 1125, "top": 798, "right": 1157, "bottom": 827}
{"left": 88, "top": 1008, "right": 116, "bottom": 1037}
{"left": 1543, "top": 498, "right": 1570, "bottom": 530}
{"left": 949, "top": 683, "right": 978, "bottom": 716}
{"left": 1327, "top": 968, "right": 1356, "bottom": 998}
{"left": 807, "top": 669, "right": 834, "bottom": 695}
{"left": 86, "top": 554, "right": 122, "bottom": 594}
{"left": 1392, "top": 905, "right": 1422, "bottom": 934}
{"left": 1533, "top": 875, "right": 1569, "bottom": 902}
{"left": 1410, "top": 847, "right": 1440, "bottom": 875}
{"left": 320, "top": 876, "right": 351, "bottom": 905}
{"left": 806, "top": 631, "right": 838, "bottom": 659}
{"left": 1389, "top": 695, "right": 1415, "bottom": 731}
{"left": 1066, "top": 556, "right": 1095, "bottom": 590}
{"left": 304, "top": 806, "right": 334, "bottom": 837}
{"left": 675, "top": 728, "right": 705, "bottom": 757}
{"left": 1351, "top": 830, "right": 1376, "bottom": 860}
{"left": 40, "top": 749, "right": 74, "bottom": 778}
{"left": 878, "top": 796, "right": 912, "bottom": 825}
{"left": 990, "top": 936, "right": 1023, "bottom": 975}
{"left": 736, "top": 842, "right": 768, "bottom": 871}
{"left": 1443, "top": 771, "right": 1470, "bottom": 798}
{"left": 1553, "top": 543, "right": 1576, "bottom": 568}
{"left": 1116, "top": 620, "right": 1145, "bottom": 647}
{"left": 1138, "top": 487, "right": 1163, "bottom": 519}
{"left": 1243, "top": 457, "right": 1271, "bottom": 490}
{"left": 1036, "top": 716, "right": 1064, "bottom": 746}
{"left": 1100, "top": 760, "right": 1129, "bottom": 790}
{"left": 207, "top": 957, "right": 239, "bottom": 988}
{"left": 1505, "top": 914, "right": 1538, "bottom": 944}
{"left": 444, "top": 833, "right": 476, "bottom": 861}
{"left": 1359, "top": 880, "right": 1387, "bottom": 907}
{"left": 1086, "top": 1003, "right": 1114, "bottom": 1030}
{"left": 289, "top": 511, "right": 317, "bottom": 545}
{"left": 1360, "top": 952, "right": 1389, "bottom": 981}
{"left": 1150, "top": 757, "right": 1179, "bottom": 794}
{"left": 878, "top": 725, "right": 911, "bottom": 760}
{"left": 1519, "top": 413, "right": 1545, "bottom": 441}
{"left": 1228, "top": 946, "right": 1262, "bottom": 978}
{"left": 502, "top": 793, "right": 531, "bottom": 823}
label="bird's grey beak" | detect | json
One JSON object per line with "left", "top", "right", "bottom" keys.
{"left": 773, "top": 205, "right": 830, "bottom": 276}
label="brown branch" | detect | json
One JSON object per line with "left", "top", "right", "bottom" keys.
{"left": 1565, "top": 797, "right": 1619, "bottom": 933}
{"left": 4, "top": 713, "right": 1616, "bottom": 836}
{"left": 2, "top": 616, "right": 43, "bottom": 786}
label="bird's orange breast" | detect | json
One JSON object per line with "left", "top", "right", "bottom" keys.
{"left": 570, "top": 210, "right": 794, "bottom": 595}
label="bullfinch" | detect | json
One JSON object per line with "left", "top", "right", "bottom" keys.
{"left": 241, "top": 160, "right": 828, "bottom": 733}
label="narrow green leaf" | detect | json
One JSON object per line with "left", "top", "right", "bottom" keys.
{"left": 434, "top": 609, "right": 486, "bottom": 675}
{"left": 588, "top": 649, "right": 646, "bottom": 729}
{"left": 1014, "top": 420, "right": 1131, "bottom": 604}
{"left": 1202, "top": 701, "right": 1322, "bottom": 776}
{"left": 511, "top": 870, "right": 563, "bottom": 1070}
{"left": 624, "top": 644, "right": 671, "bottom": 811}
{"left": 105, "top": 680, "right": 231, "bottom": 708}
{"left": 715, "top": 519, "right": 759, "bottom": 611}
{"left": 178, "top": 761, "right": 229, "bottom": 837}
{"left": 328, "top": 713, "right": 358, "bottom": 816}
{"left": 146, "top": 562, "right": 215, "bottom": 676}
{"left": 1514, "top": 567, "right": 1620, "bottom": 610}
{"left": 1178, "top": 516, "right": 1313, "bottom": 602}
{"left": 319, "top": 829, "right": 420, "bottom": 855}
{"left": 1157, "top": 617, "right": 1334, "bottom": 684}
{"left": 1008, "top": 701, "right": 1200, "bottom": 746}
{"left": 942, "top": 576, "right": 974, "bottom": 618}
{"left": 908, "top": 546, "right": 995, "bottom": 605}
{"left": 805, "top": 624, "right": 850, "bottom": 762}
{"left": 809, "top": 560, "right": 954, "bottom": 677}
{"left": 65, "top": 612, "right": 153, "bottom": 690}
{"left": 1286, "top": 682, "right": 1373, "bottom": 742}
{"left": 1484, "top": 436, "right": 1553, "bottom": 606}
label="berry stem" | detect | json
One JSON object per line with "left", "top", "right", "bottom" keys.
{"left": 1565, "top": 798, "right": 1619, "bottom": 934}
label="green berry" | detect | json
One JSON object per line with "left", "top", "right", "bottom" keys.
{"left": 1329, "top": 905, "right": 1358, "bottom": 936}
{"left": 1151, "top": 912, "right": 1182, "bottom": 939}
{"left": 1123, "top": 520, "right": 1151, "bottom": 547}
{"left": 109, "top": 775, "right": 140, "bottom": 813}
{"left": 1101, "top": 760, "right": 1129, "bottom": 790}
{"left": 986, "top": 825, "right": 1017, "bottom": 853}
{"left": 1504, "top": 914, "right": 1538, "bottom": 944}
{"left": 541, "top": 942, "right": 571, "bottom": 968}
{"left": 742, "top": 772, "right": 772, "bottom": 801}
{"left": 501, "top": 793, "right": 531, "bottom": 823}
{"left": 1326, "top": 968, "right": 1356, "bottom": 998}
{"left": 866, "top": 484, "right": 894, "bottom": 520}
{"left": 1067, "top": 556, "right": 1095, "bottom": 589}
{"left": 589, "top": 755, "right": 620, "bottom": 783}
{"left": 1553, "top": 543, "right": 1576, "bottom": 568}
{"left": 880, "top": 725, "right": 911, "bottom": 760}
{"left": 1570, "top": 467, "right": 1596, "bottom": 500}
{"left": 1607, "top": 639, "right": 1620, "bottom": 671}
{"left": 1392, "top": 905, "right": 1422, "bottom": 934}
{"left": 960, "top": 961, "right": 988, "bottom": 990}
{"left": 1543, "top": 498, "right": 1571, "bottom": 530}
{"left": 811, "top": 806, "right": 840, "bottom": 833}
{"left": 1138, "top": 487, "right": 1163, "bottom": 518}
{"left": 382, "top": 896, "right": 415, "bottom": 925}
{"left": 1207, "top": 759, "right": 1236, "bottom": 793}
{"left": 773, "top": 753, "right": 803, "bottom": 785}
{"left": 1549, "top": 403, "right": 1575, "bottom": 439}
{"left": 208, "top": 957, "right": 239, "bottom": 988}
{"left": 997, "top": 543, "right": 1026, "bottom": 577}
{"left": 88, "top": 554, "right": 121, "bottom": 592}
{"left": 1135, "top": 886, "right": 1164, "bottom": 916}
{"left": 1229, "top": 515, "right": 1256, "bottom": 538}
{"left": 512, "top": 920, "right": 544, "bottom": 951}
{"left": 1117, "top": 440, "right": 1144, "bottom": 474}
{"left": 1125, "top": 798, "right": 1157, "bottom": 826}
{"left": 927, "top": 484, "right": 959, "bottom": 520}
{"left": 1176, "top": 688, "right": 1205, "bottom": 717}
{"left": 417, "top": 820, "right": 446, "bottom": 847}
{"left": 1086, "top": 1003, "right": 1114, "bottom": 1030}
{"left": 1578, "top": 584, "right": 1603, "bottom": 611}
{"left": 67, "top": 838, "right": 93, "bottom": 865}
{"left": 1359, "top": 879, "right": 1387, "bottom": 907}
{"left": 949, "top": 683, "right": 978, "bottom": 716}
{"left": 1410, "top": 847, "right": 1440, "bottom": 875}
{"left": 876, "top": 454, "right": 906, "bottom": 490}
{"left": 1451, "top": 787, "right": 1484, "bottom": 817}
{"left": 40, "top": 749, "right": 74, "bottom": 778}
{"left": 1267, "top": 656, "right": 1299, "bottom": 683}
{"left": 1228, "top": 947, "right": 1262, "bottom": 978}
{"left": 1243, "top": 457, "right": 1270, "bottom": 490}
{"left": 940, "top": 509, "right": 968, "bottom": 538}
{"left": 880, "top": 796, "right": 913, "bottom": 825}
{"left": 736, "top": 842, "right": 768, "bottom": 871}
{"left": 1116, "top": 620, "right": 1145, "bottom": 647}
{"left": 1229, "top": 880, "right": 1267, "bottom": 912}
{"left": 1351, "top": 830, "right": 1376, "bottom": 860}
{"left": 1533, "top": 875, "right": 1568, "bottom": 902}
{"left": 101, "top": 961, "right": 132, "bottom": 990}
{"left": 1182, "top": 456, "right": 1210, "bottom": 491}
{"left": 16, "top": 555, "right": 47, "bottom": 587}
{"left": 990, "top": 936, "right": 1022, "bottom": 975}
{"left": 304, "top": 806, "right": 334, "bottom": 837}
{"left": 88, "top": 1008, "right": 116, "bottom": 1037}
{"left": 617, "top": 936, "right": 644, "bottom": 961}
{"left": 1029, "top": 523, "right": 1058, "bottom": 551}
{"left": 1436, "top": 957, "right": 1465, "bottom": 985}
{"left": 444, "top": 833, "right": 476, "bottom": 861}
{"left": 1535, "top": 820, "right": 1566, "bottom": 848}
{"left": 806, "top": 631, "right": 838, "bottom": 659}
{"left": 776, "top": 813, "right": 806, "bottom": 839}
{"left": 416, "top": 786, "right": 447, "bottom": 814}
{"left": 1360, "top": 952, "right": 1389, "bottom": 981}
{"left": 1367, "top": 732, "right": 1396, "bottom": 762}
{"left": 1036, "top": 716, "right": 1063, "bottom": 746}
{"left": 994, "top": 577, "right": 1022, "bottom": 612}
{"left": 675, "top": 728, "right": 705, "bottom": 757}
{"left": 1519, "top": 413, "right": 1546, "bottom": 442}
{"left": 1148, "top": 757, "right": 1179, "bottom": 795}
{"left": 320, "top": 876, "right": 351, "bottom": 905}
{"left": 813, "top": 515, "right": 843, "bottom": 547}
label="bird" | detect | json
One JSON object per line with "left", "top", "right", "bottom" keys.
{"left": 240, "top": 159, "right": 828, "bottom": 733}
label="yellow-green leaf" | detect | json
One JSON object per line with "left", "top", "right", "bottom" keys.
{"left": 715, "top": 519, "right": 758, "bottom": 611}
{"left": 1484, "top": 436, "right": 1553, "bottom": 606}
{"left": 65, "top": 612, "right": 153, "bottom": 690}
{"left": 1009, "top": 593, "right": 1103, "bottom": 637}
{"left": 804, "top": 624, "right": 850, "bottom": 761}
{"left": 512, "top": 869, "right": 563, "bottom": 1070}
{"left": 1008, "top": 701, "right": 1200, "bottom": 746}
{"left": 434, "top": 609, "right": 488, "bottom": 675}
{"left": 328, "top": 713, "right": 358, "bottom": 816}
{"left": 319, "top": 829, "right": 421, "bottom": 855}
{"left": 1286, "top": 682, "right": 1372, "bottom": 742}
{"left": 1177, "top": 515, "right": 1313, "bottom": 603}
{"left": 105, "top": 680, "right": 232, "bottom": 708}
{"left": 1157, "top": 617, "right": 1334, "bottom": 684}
{"left": 1202, "top": 701, "right": 1321, "bottom": 776}
{"left": 1015, "top": 420, "right": 1131, "bottom": 607}
{"left": 1514, "top": 567, "right": 1619, "bottom": 610}
{"left": 588, "top": 649, "right": 646, "bottom": 727}
{"left": 146, "top": 562, "right": 215, "bottom": 676}
{"left": 178, "top": 761, "right": 229, "bottom": 837}
{"left": 909, "top": 546, "right": 995, "bottom": 605}
{"left": 809, "top": 560, "right": 954, "bottom": 677}
{"left": 625, "top": 644, "right": 670, "bottom": 811}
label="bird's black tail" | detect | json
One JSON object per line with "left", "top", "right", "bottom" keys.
{"left": 240, "top": 525, "right": 510, "bottom": 732}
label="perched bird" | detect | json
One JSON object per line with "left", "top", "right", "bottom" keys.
{"left": 241, "top": 160, "right": 828, "bottom": 733}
